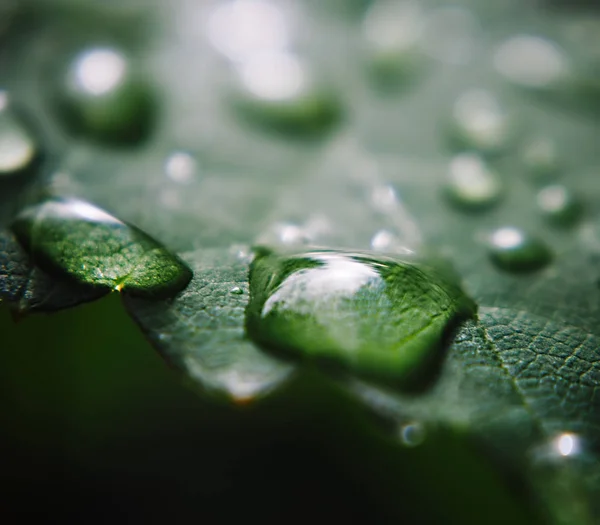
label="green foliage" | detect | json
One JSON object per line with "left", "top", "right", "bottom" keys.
{"left": 1, "top": 0, "right": 599, "bottom": 523}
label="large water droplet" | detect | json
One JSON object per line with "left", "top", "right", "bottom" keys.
{"left": 54, "top": 47, "right": 156, "bottom": 145}
{"left": 536, "top": 184, "right": 583, "bottom": 227}
{"left": 448, "top": 89, "right": 513, "bottom": 155}
{"left": 488, "top": 227, "right": 552, "bottom": 273}
{"left": 11, "top": 198, "right": 192, "bottom": 298}
{"left": 246, "top": 248, "right": 476, "bottom": 387}
{"left": 443, "top": 153, "right": 503, "bottom": 211}
{"left": 0, "top": 91, "right": 40, "bottom": 177}
{"left": 231, "top": 50, "right": 340, "bottom": 135}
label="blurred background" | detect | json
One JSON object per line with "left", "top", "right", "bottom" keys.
{"left": 1, "top": 0, "right": 598, "bottom": 523}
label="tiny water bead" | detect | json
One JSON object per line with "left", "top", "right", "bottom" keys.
{"left": 11, "top": 198, "right": 192, "bottom": 299}
{"left": 488, "top": 227, "right": 552, "bottom": 273}
{"left": 536, "top": 184, "right": 583, "bottom": 227}
{"left": 230, "top": 286, "right": 244, "bottom": 295}
{"left": 443, "top": 153, "right": 503, "bottom": 211}
{"left": 447, "top": 89, "right": 513, "bottom": 155}
{"left": 164, "top": 151, "right": 198, "bottom": 184}
{"left": 246, "top": 248, "right": 476, "bottom": 387}
{"left": 399, "top": 421, "right": 426, "bottom": 447}
{"left": 231, "top": 50, "right": 340, "bottom": 135}
{"left": 0, "top": 92, "right": 40, "bottom": 177}
{"left": 54, "top": 47, "right": 156, "bottom": 145}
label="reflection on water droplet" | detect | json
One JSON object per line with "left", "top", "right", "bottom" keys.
{"left": 0, "top": 91, "right": 40, "bottom": 177}
{"left": 494, "top": 35, "right": 569, "bottom": 89}
{"left": 370, "top": 184, "right": 398, "bottom": 213}
{"left": 73, "top": 48, "right": 127, "bottom": 96}
{"left": 444, "top": 153, "right": 503, "bottom": 211}
{"left": 363, "top": 1, "right": 425, "bottom": 88}
{"left": 164, "top": 151, "right": 197, "bottom": 184}
{"left": 56, "top": 47, "right": 156, "bottom": 145}
{"left": 399, "top": 421, "right": 426, "bottom": 447}
{"left": 232, "top": 50, "right": 340, "bottom": 135}
{"left": 230, "top": 286, "right": 244, "bottom": 295}
{"left": 246, "top": 248, "right": 476, "bottom": 387}
{"left": 420, "top": 7, "right": 479, "bottom": 65}
{"left": 448, "top": 89, "right": 513, "bottom": 155}
{"left": 536, "top": 184, "right": 583, "bottom": 227}
{"left": 238, "top": 51, "right": 307, "bottom": 102}
{"left": 521, "top": 137, "right": 560, "bottom": 181}
{"left": 554, "top": 432, "right": 581, "bottom": 458}
{"left": 207, "top": 0, "right": 289, "bottom": 62}
{"left": 488, "top": 227, "right": 552, "bottom": 273}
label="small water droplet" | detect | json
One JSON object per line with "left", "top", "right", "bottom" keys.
{"left": 536, "top": 184, "right": 583, "bottom": 227}
{"left": 246, "top": 248, "right": 476, "bottom": 387}
{"left": 443, "top": 153, "right": 503, "bottom": 211}
{"left": 54, "top": 47, "right": 156, "bottom": 145}
{"left": 494, "top": 35, "right": 570, "bottom": 89}
{"left": 488, "top": 227, "right": 552, "bottom": 273}
{"left": 230, "top": 286, "right": 244, "bottom": 295}
{"left": 0, "top": 91, "right": 40, "bottom": 177}
{"left": 363, "top": 1, "right": 425, "bottom": 89}
{"left": 399, "top": 421, "right": 426, "bottom": 447}
{"left": 206, "top": 0, "right": 289, "bottom": 62}
{"left": 420, "top": 7, "right": 479, "bottom": 65}
{"left": 232, "top": 50, "right": 340, "bottom": 135}
{"left": 521, "top": 137, "right": 560, "bottom": 181}
{"left": 164, "top": 151, "right": 197, "bottom": 184}
{"left": 448, "top": 89, "right": 513, "bottom": 155}
{"left": 370, "top": 230, "right": 414, "bottom": 254}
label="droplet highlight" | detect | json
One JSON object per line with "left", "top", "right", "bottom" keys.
{"left": 488, "top": 227, "right": 552, "bottom": 273}
{"left": 11, "top": 198, "right": 192, "bottom": 298}
{"left": 0, "top": 91, "right": 40, "bottom": 177}
{"left": 232, "top": 51, "right": 340, "bottom": 135}
{"left": 443, "top": 153, "right": 503, "bottom": 211}
{"left": 246, "top": 248, "right": 476, "bottom": 387}
{"left": 448, "top": 89, "right": 513, "bottom": 155}
{"left": 54, "top": 47, "right": 156, "bottom": 145}
{"left": 536, "top": 185, "right": 583, "bottom": 227}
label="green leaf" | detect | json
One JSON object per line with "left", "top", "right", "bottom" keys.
{"left": 2, "top": 0, "right": 600, "bottom": 522}
{"left": 124, "top": 247, "right": 295, "bottom": 403}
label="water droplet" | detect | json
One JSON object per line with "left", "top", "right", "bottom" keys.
{"left": 232, "top": 50, "right": 340, "bottom": 135}
{"left": 420, "top": 7, "right": 479, "bottom": 65}
{"left": 230, "top": 286, "right": 244, "bottom": 295}
{"left": 206, "top": 0, "right": 289, "bottom": 62}
{"left": 246, "top": 248, "right": 476, "bottom": 387}
{"left": 11, "top": 198, "right": 192, "bottom": 298}
{"left": 54, "top": 47, "right": 156, "bottom": 145}
{"left": 363, "top": 1, "right": 425, "bottom": 89}
{"left": 448, "top": 89, "right": 513, "bottom": 155}
{"left": 164, "top": 151, "right": 197, "bottom": 184}
{"left": 488, "top": 227, "right": 552, "bottom": 273}
{"left": 399, "top": 421, "right": 426, "bottom": 447}
{"left": 443, "top": 153, "right": 503, "bottom": 211}
{"left": 0, "top": 91, "right": 40, "bottom": 177}
{"left": 494, "top": 35, "right": 570, "bottom": 89}
{"left": 521, "top": 137, "right": 560, "bottom": 181}
{"left": 370, "top": 230, "right": 414, "bottom": 254}
{"left": 536, "top": 184, "right": 583, "bottom": 227}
